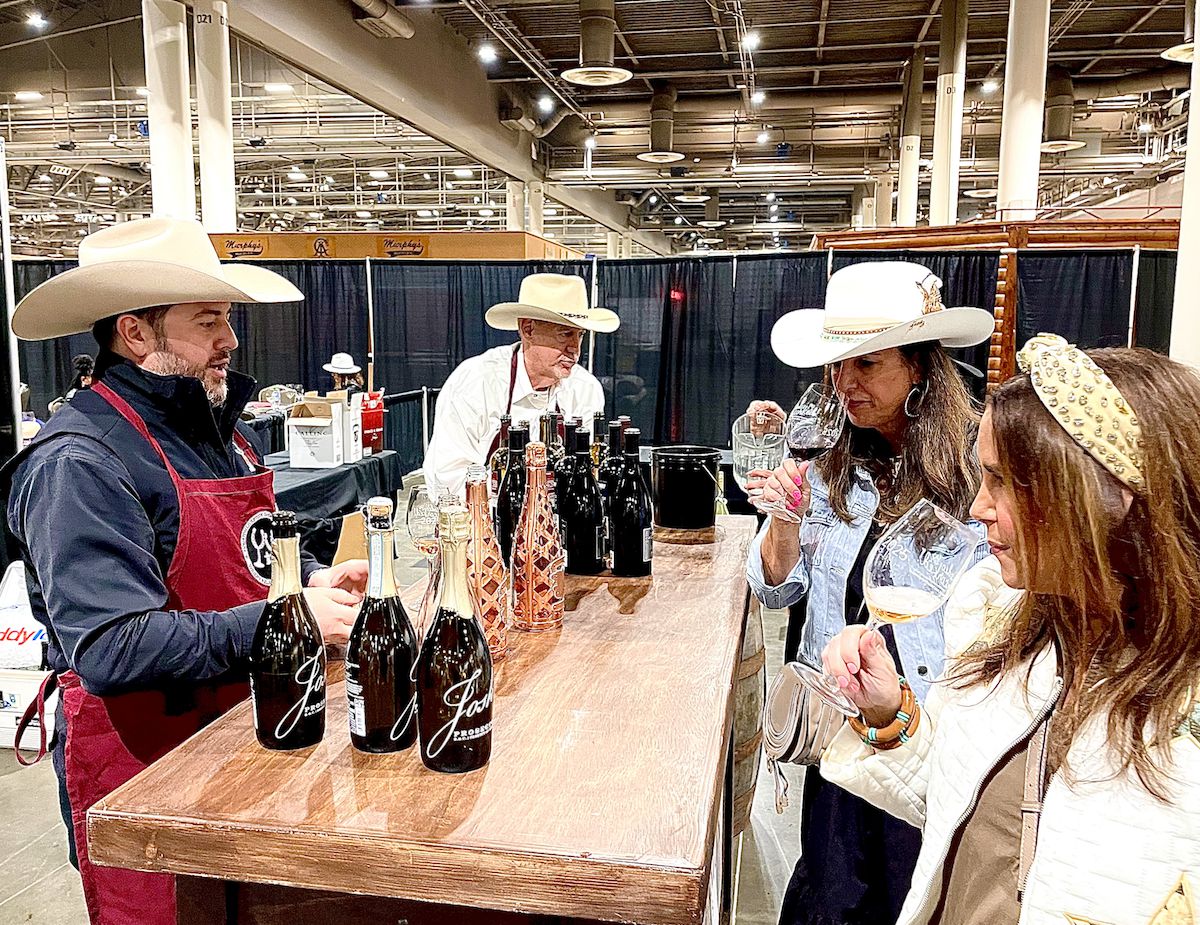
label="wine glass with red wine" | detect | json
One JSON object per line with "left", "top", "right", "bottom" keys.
{"left": 785, "top": 383, "right": 846, "bottom": 463}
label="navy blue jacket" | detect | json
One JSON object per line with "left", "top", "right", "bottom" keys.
{"left": 4, "top": 352, "right": 319, "bottom": 697}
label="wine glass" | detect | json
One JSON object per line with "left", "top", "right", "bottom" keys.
{"left": 405, "top": 487, "right": 441, "bottom": 637}
{"left": 731, "top": 410, "right": 786, "bottom": 493}
{"left": 794, "top": 498, "right": 980, "bottom": 717}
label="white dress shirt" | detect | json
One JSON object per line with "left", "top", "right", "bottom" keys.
{"left": 422, "top": 343, "right": 606, "bottom": 499}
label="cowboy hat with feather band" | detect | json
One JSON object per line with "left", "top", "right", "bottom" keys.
{"left": 12, "top": 217, "right": 304, "bottom": 341}
{"left": 486, "top": 273, "right": 620, "bottom": 334}
{"left": 770, "top": 261, "right": 995, "bottom": 369}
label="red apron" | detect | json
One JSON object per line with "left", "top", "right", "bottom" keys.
{"left": 17, "top": 380, "right": 276, "bottom": 925}
{"left": 484, "top": 345, "right": 563, "bottom": 461}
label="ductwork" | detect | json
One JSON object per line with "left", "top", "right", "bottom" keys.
{"left": 1162, "top": 0, "right": 1194, "bottom": 62}
{"left": 562, "top": 0, "right": 633, "bottom": 87}
{"left": 700, "top": 190, "right": 724, "bottom": 228}
{"left": 350, "top": 0, "right": 415, "bottom": 39}
{"left": 637, "top": 82, "right": 684, "bottom": 163}
{"left": 1042, "top": 67, "right": 1085, "bottom": 153}
{"left": 1073, "top": 69, "right": 1190, "bottom": 100}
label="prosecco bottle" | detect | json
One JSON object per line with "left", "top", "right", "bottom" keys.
{"left": 511, "top": 441, "right": 566, "bottom": 631}
{"left": 495, "top": 423, "right": 529, "bottom": 564}
{"left": 561, "top": 427, "right": 605, "bottom": 576}
{"left": 249, "top": 511, "right": 327, "bottom": 750}
{"left": 417, "top": 504, "right": 494, "bottom": 774}
{"left": 346, "top": 496, "right": 418, "bottom": 753}
{"left": 610, "top": 428, "right": 654, "bottom": 578}
{"left": 488, "top": 414, "right": 512, "bottom": 496}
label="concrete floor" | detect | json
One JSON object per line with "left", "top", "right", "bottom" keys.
{"left": 0, "top": 528, "right": 801, "bottom": 925}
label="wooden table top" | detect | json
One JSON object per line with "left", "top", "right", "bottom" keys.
{"left": 89, "top": 516, "right": 756, "bottom": 925}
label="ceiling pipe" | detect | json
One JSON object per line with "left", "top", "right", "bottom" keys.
{"left": 562, "top": 0, "right": 633, "bottom": 87}
{"left": 1042, "top": 66, "right": 1086, "bottom": 153}
{"left": 349, "top": 0, "right": 415, "bottom": 39}
{"left": 636, "top": 82, "right": 685, "bottom": 163}
{"left": 1162, "top": 0, "right": 1194, "bottom": 62}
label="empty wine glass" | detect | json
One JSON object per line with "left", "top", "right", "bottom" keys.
{"left": 795, "top": 498, "right": 980, "bottom": 717}
{"left": 731, "top": 411, "right": 787, "bottom": 492}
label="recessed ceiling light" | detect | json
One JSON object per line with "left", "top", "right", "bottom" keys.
{"left": 15, "top": 91, "right": 43, "bottom": 102}
{"left": 537, "top": 95, "right": 555, "bottom": 114}
{"left": 742, "top": 31, "right": 761, "bottom": 50}
{"left": 26, "top": 12, "right": 47, "bottom": 28}
{"left": 264, "top": 82, "right": 292, "bottom": 94}
{"left": 981, "top": 79, "right": 1000, "bottom": 94}
{"left": 369, "top": 169, "right": 388, "bottom": 179}
{"left": 287, "top": 170, "right": 306, "bottom": 181}
{"left": 356, "top": 210, "right": 372, "bottom": 219}
{"left": 136, "top": 87, "right": 150, "bottom": 97}
{"left": 477, "top": 43, "right": 498, "bottom": 64}
{"left": 453, "top": 168, "right": 474, "bottom": 178}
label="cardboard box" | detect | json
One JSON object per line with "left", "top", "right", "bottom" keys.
{"left": 0, "top": 668, "right": 55, "bottom": 752}
{"left": 287, "top": 398, "right": 345, "bottom": 469}
{"left": 319, "top": 390, "right": 363, "bottom": 463}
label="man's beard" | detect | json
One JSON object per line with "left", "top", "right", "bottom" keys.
{"left": 144, "top": 348, "right": 230, "bottom": 406}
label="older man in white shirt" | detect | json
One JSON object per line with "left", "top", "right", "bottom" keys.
{"left": 423, "top": 273, "right": 620, "bottom": 499}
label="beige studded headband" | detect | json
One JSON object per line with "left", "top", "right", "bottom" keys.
{"left": 1016, "top": 334, "right": 1145, "bottom": 493}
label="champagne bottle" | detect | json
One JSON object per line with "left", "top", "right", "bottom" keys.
{"left": 465, "top": 466, "right": 510, "bottom": 661}
{"left": 488, "top": 415, "right": 512, "bottom": 496}
{"left": 561, "top": 427, "right": 605, "bottom": 576}
{"left": 417, "top": 504, "right": 493, "bottom": 773}
{"left": 250, "top": 511, "right": 326, "bottom": 751}
{"left": 346, "top": 497, "right": 418, "bottom": 753}
{"left": 511, "top": 441, "right": 566, "bottom": 632}
{"left": 589, "top": 411, "right": 607, "bottom": 474}
{"left": 610, "top": 428, "right": 654, "bottom": 578}
{"left": 495, "top": 424, "right": 529, "bottom": 564}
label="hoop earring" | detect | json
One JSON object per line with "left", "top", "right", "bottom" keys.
{"left": 904, "top": 385, "right": 924, "bottom": 419}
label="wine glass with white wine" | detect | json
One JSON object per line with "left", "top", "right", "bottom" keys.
{"left": 793, "top": 498, "right": 980, "bottom": 716}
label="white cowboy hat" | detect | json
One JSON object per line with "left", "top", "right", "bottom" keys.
{"left": 486, "top": 273, "right": 620, "bottom": 334}
{"left": 323, "top": 352, "right": 361, "bottom": 375}
{"left": 770, "top": 261, "right": 995, "bottom": 369}
{"left": 12, "top": 217, "right": 304, "bottom": 341}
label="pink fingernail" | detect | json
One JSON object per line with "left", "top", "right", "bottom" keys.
{"left": 837, "top": 676, "right": 849, "bottom": 689}
{"left": 847, "top": 662, "right": 859, "bottom": 674}
{"left": 791, "top": 489, "right": 803, "bottom": 505}
{"left": 792, "top": 474, "right": 805, "bottom": 487}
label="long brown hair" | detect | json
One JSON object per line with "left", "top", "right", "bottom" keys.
{"left": 818, "top": 342, "right": 980, "bottom": 524}
{"left": 955, "top": 348, "right": 1200, "bottom": 799}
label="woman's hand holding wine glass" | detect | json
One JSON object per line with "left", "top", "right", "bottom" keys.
{"left": 821, "top": 626, "right": 903, "bottom": 728}
{"left": 746, "top": 457, "right": 813, "bottom": 522}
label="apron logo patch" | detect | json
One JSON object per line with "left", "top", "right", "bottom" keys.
{"left": 241, "top": 511, "right": 274, "bottom": 586}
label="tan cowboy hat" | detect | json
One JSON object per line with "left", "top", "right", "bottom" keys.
{"left": 771, "top": 261, "right": 995, "bottom": 369}
{"left": 486, "top": 273, "right": 620, "bottom": 334}
{"left": 12, "top": 217, "right": 304, "bottom": 341}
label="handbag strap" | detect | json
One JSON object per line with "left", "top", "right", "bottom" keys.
{"left": 1018, "top": 717, "right": 1051, "bottom": 900}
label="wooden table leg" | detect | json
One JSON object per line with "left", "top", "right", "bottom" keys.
{"left": 176, "top": 875, "right": 231, "bottom": 924}
{"left": 720, "top": 733, "right": 734, "bottom": 925}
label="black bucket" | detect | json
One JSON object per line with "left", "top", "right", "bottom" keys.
{"left": 651, "top": 445, "right": 722, "bottom": 530}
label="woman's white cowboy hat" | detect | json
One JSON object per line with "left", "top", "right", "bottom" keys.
{"left": 12, "top": 217, "right": 304, "bottom": 341}
{"left": 770, "top": 261, "right": 995, "bottom": 368}
{"left": 486, "top": 273, "right": 620, "bottom": 334}
{"left": 323, "top": 353, "right": 361, "bottom": 375}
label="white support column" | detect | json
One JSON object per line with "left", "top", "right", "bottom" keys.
{"left": 142, "top": 0, "right": 196, "bottom": 219}
{"left": 876, "top": 174, "right": 895, "bottom": 227}
{"left": 929, "top": 0, "right": 967, "bottom": 226}
{"left": 527, "top": 181, "right": 545, "bottom": 236}
{"left": 996, "top": 0, "right": 1051, "bottom": 222}
{"left": 193, "top": 0, "right": 236, "bottom": 231}
{"left": 505, "top": 179, "right": 526, "bottom": 231}
{"left": 0, "top": 139, "right": 22, "bottom": 457}
{"left": 861, "top": 196, "right": 878, "bottom": 229}
{"left": 897, "top": 49, "right": 925, "bottom": 227}
{"left": 606, "top": 231, "right": 620, "bottom": 259}
{"left": 1170, "top": 46, "right": 1200, "bottom": 367}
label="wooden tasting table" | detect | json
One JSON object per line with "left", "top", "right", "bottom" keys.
{"left": 88, "top": 515, "right": 758, "bottom": 925}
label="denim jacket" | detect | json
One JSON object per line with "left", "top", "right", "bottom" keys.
{"left": 746, "top": 465, "right": 987, "bottom": 702}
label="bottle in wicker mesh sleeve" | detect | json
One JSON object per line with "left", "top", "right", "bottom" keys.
{"left": 511, "top": 441, "right": 565, "bottom": 632}
{"left": 464, "top": 465, "right": 510, "bottom": 660}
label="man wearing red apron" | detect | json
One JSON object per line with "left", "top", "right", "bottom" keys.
{"left": 3, "top": 218, "right": 365, "bottom": 925}
{"left": 421, "top": 273, "right": 620, "bottom": 500}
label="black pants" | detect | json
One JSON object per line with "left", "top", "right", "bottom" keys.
{"left": 778, "top": 764, "right": 920, "bottom": 925}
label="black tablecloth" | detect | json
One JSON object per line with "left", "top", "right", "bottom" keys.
{"left": 267, "top": 450, "right": 403, "bottom": 564}
{"left": 245, "top": 411, "right": 287, "bottom": 457}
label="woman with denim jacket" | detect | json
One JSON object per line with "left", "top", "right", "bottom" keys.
{"left": 745, "top": 261, "right": 994, "bottom": 925}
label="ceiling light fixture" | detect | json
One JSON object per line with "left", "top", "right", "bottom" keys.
{"left": 751, "top": 89, "right": 766, "bottom": 106}
{"left": 637, "top": 150, "right": 685, "bottom": 164}
{"left": 757, "top": 130, "right": 770, "bottom": 144}
{"left": 37, "top": 173, "right": 51, "bottom": 182}
{"left": 423, "top": 172, "right": 432, "bottom": 180}
{"left": 769, "top": 203, "right": 778, "bottom": 213}
{"left": 15, "top": 91, "right": 43, "bottom": 102}
{"left": 674, "top": 216, "right": 684, "bottom": 225}
{"left": 477, "top": 42, "right": 498, "bottom": 64}
{"left": 765, "top": 192, "right": 776, "bottom": 202}
{"left": 453, "top": 168, "right": 474, "bottom": 178}
{"left": 417, "top": 209, "right": 434, "bottom": 218}
{"left": 649, "top": 194, "right": 659, "bottom": 204}
{"left": 544, "top": 207, "right": 558, "bottom": 215}
{"left": 264, "top": 82, "right": 293, "bottom": 94}
{"left": 537, "top": 94, "right": 556, "bottom": 114}
{"left": 675, "top": 191, "right": 710, "bottom": 203}
{"left": 356, "top": 210, "right": 372, "bottom": 219}
{"left": 287, "top": 170, "right": 307, "bottom": 181}
{"left": 1138, "top": 121, "right": 1154, "bottom": 133}
{"left": 369, "top": 169, "right": 389, "bottom": 179}
{"left": 27, "top": 12, "right": 47, "bottom": 28}
{"left": 981, "top": 79, "right": 1000, "bottom": 94}
{"left": 94, "top": 176, "right": 112, "bottom": 185}
{"left": 136, "top": 87, "right": 150, "bottom": 97}
{"left": 962, "top": 187, "right": 998, "bottom": 200}
{"left": 742, "top": 30, "right": 761, "bottom": 50}
{"left": 478, "top": 208, "right": 495, "bottom": 217}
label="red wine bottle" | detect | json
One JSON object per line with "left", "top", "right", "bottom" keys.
{"left": 610, "top": 428, "right": 653, "bottom": 578}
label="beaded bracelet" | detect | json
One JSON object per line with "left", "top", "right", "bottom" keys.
{"left": 847, "top": 677, "right": 921, "bottom": 750}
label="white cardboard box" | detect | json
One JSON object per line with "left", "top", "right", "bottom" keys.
{"left": 287, "top": 398, "right": 345, "bottom": 469}
{"left": 0, "top": 668, "right": 55, "bottom": 751}
{"left": 339, "top": 391, "right": 364, "bottom": 464}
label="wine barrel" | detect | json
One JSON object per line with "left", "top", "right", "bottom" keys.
{"left": 732, "top": 599, "right": 766, "bottom": 837}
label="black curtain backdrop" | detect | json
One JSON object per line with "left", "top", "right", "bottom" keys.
{"left": 831, "top": 249, "right": 999, "bottom": 393}
{"left": 729, "top": 253, "right": 830, "bottom": 414}
{"left": 1132, "top": 249, "right": 1177, "bottom": 354}
{"left": 13, "top": 261, "right": 95, "bottom": 420}
{"left": 1017, "top": 250, "right": 1133, "bottom": 350}
{"left": 370, "top": 259, "right": 593, "bottom": 394}
{"left": 595, "top": 257, "right": 736, "bottom": 447}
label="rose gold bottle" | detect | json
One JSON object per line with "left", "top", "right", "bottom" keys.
{"left": 464, "top": 465, "right": 509, "bottom": 661}
{"left": 511, "top": 441, "right": 565, "bottom": 632}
